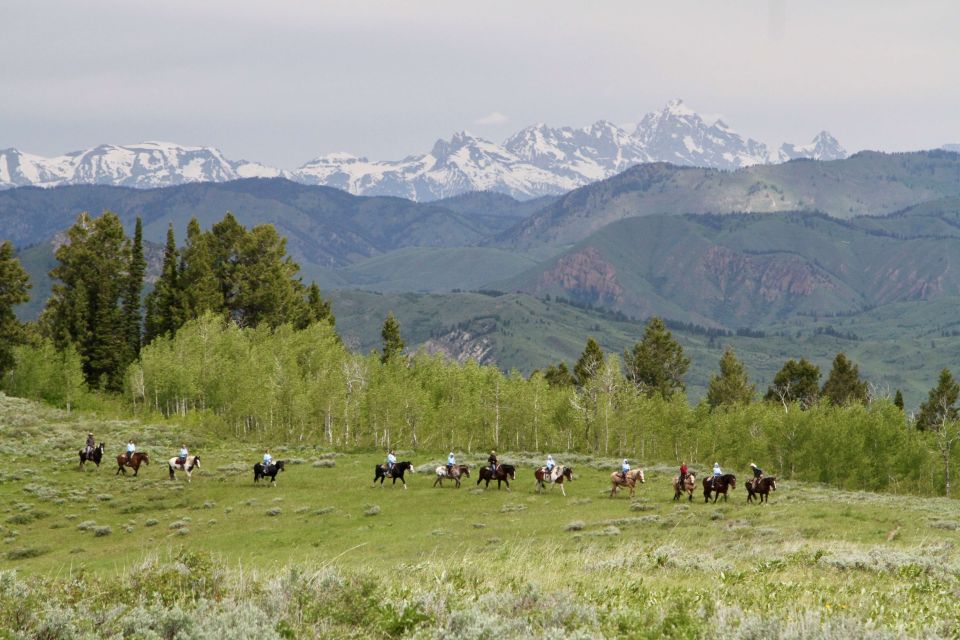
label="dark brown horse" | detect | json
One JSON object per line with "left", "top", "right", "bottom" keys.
{"left": 477, "top": 464, "right": 515, "bottom": 490}
{"left": 703, "top": 473, "right": 736, "bottom": 503}
{"left": 116, "top": 452, "right": 149, "bottom": 476}
{"left": 434, "top": 464, "right": 470, "bottom": 488}
{"left": 746, "top": 476, "right": 777, "bottom": 504}
{"left": 535, "top": 465, "right": 574, "bottom": 496}
{"left": 672, "top": 473, "right": 696, "bottom": 502}
{"left": 79, "top": 443, "right": 104, "bottom": 469}
{"left": 373, "top": 461, "right": 414, "bottom": 489}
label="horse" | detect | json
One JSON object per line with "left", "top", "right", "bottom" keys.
{"left": 254, "top": 460, "right": 285, "bottom": 484}
{"left": 535, "top": 465, "right": 574, "bottom": 496}
{"left": 78, "top": 443, "right": 104, "bottom": 469}
{"left": 116, "top": 452, "right": 149, "bottom": 476}
{"left": 672, "top": 473, "right": 696, "bottom": 502}
{"left": 703, "top": 473, "right": 737, "bottom": 503}
{"left": 746, "top": 476, "right": 777, "bottom": 504}
{"left": 477, "top": 464, "right": 516, "bottom": 490}
{"left": 433, "top": 464, "right": 470, "bottom": 488}
{"left": 609, "top": 468, "right": 645, "bottom": 498}
{"left": 168, "top": 455, "right": 201, "bottom": 482}
{"left": 373, "top": 461, "right": 414, "bottom": 489}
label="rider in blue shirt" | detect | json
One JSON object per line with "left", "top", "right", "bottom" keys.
{"left": 178, "top": 444, "right": 188, "bottom": 466}
{"left": 620, "top": 459, "right": 631, "bottom": 481}
{"left": 126, "top": 440, "right": 136, "bottom": 462}
{"left": 446, "top": 452, "right": 456, "bottom": 475}
{"left": 263, "top": 450, "right": 272, "bottom": 469}
{"left": 545, "top": 454, "right": 555, "bottom": 477}
{"left": 387, "top": 450, "right": 396, "bottom": 473}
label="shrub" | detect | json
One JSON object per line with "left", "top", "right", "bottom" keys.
{"left": 364, "top": 505, "right": 380, "bottom": 517}
{"left": 93, "top": 526, "right": 111, "bottom": 537}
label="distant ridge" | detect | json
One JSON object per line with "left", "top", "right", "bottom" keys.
{"left": 0, "top": 100, "right": 846, "bottom": 200}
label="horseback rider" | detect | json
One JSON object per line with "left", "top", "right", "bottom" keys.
{"left": 545, "top": 454, "right": 555, "bottom": 478}
{"left": 126, "top": 440, "right": 136, "bottom": 463}
{"left": 749, "top": 462, "right": 763, "bottom": 487}
{"left": 177, "top": 444, "right": 188, "bottom": 467}
{"left": 84, "top": 432, "right": 96, "bottom": 457}
{"left": 488, "top": 450, "right": 498, "bottom": 473}
{"left": 387, "top": 450, "right": 397, "bottom": 474}
{"left": 711, "top": 461, "right": 722, "bottom": 488}
{"left": 679, "top": 461, "right": 689, "bottom": 489}
{"left": 620, "top": 458, "right": 631, "bottom": 482}
{"left": 446, "top": 451, "right": 456, "bottom": 476}
{"left": 263, "top": 450, "right": 273, "bottom": 470}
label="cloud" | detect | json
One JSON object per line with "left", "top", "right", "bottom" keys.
{"left": 475, "top": 111, "right": 509, "bottom": 126}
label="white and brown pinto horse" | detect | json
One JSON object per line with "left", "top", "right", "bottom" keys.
{"left": 672, "top": 473, "right": 696, "bottom": 502}
{"left": 434, "top": 464, "right": 470, "bottom": 488}
{"left": 168, "top": 455, "right": 201, "bottom": 482}
{"left": 609, "top": 468, "right": 645, "bottom": 498}
{"left": 535, "top": 465, "right": 574, "bottom": 496}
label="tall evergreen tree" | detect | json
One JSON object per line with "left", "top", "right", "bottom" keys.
{"left": 121, "top": 217, "right": 146, "bottom": 361}
{"left": 894, "top": 389, "right": 905, "bottom": 411}
{"left": 0, "top": 241, "right": 31, "bottom": 378}
{"left": 706, "top": 346, "right": 755, "bottom": 408}
{"left": 764, "top": 358, "right": 821, "bottom": 409}
{"left": 574, "top": 337, "right": 605, "bottom": 386}
{"left": 144, "top": 224, "right": 182, "bottom": 343}
{"left": 178, "top": 218, "right": 222, "bottom": 320}
{"left": 624, "top": 317, "right": 689, "bottom": 398}
{"left": 208, "top": 213, "right": 246, "bottom": 317}
{"left": 916, "top": 369, "right": 960, "bottom": 431}
{"left": 43, "top": 211, "right": 130, "bottom": 390}
{"left": 235, "top": 224, "right": 303, "bottom": 327}
{"left": 380, "top": 312, "right": 404, "bottom": 363}
{"left": 821, "top": 352, "right": 868, "bottom": 405}
{"left": 296, "top": 282, "right": 335, "bottom": 330}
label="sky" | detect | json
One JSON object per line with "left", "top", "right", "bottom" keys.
{"left": 3, "top": 1, "right": 958, "bottom": 168}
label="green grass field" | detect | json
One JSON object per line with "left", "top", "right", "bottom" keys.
{"left": 3, "top": 393, "right": 960, "bottom": 638}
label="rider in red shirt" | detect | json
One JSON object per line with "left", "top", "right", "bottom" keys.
{"left": 679, "top": 462, "right": 689, "bottom": 488}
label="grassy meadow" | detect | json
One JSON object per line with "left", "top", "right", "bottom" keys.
{"left": 2, "top": 393, "right": 960, "bottom": 638}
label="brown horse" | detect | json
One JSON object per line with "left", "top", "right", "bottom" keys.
{"left": 609, "top": 469, "right": 645, "bottom": 498}
{"left": 434, "top": 464, "right": 470, "bottom": 488}
{"left": 703, "top": 473, "right": 736, "bottom": 503}
{"left": 746, "top": 476, "right": 777, "bottom": 504}
{"left": 116, "top": 452, "right": 149, "bottom": 476}
{"left": 672, "top": 473, "right": 696, "bottom": 502}
{"left": 477, "top": 464, "right": 515, "bottom": 490}
{"left": 535, "top": 465, "right": 574, "bottom": 496}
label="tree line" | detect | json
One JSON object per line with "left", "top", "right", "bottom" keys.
{"left": 2, "top": 212, "right": 960, "bottom": 496}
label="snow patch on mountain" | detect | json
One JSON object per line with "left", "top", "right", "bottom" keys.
{"left": 778, "top": 131, "right": 847, "bottom": 162}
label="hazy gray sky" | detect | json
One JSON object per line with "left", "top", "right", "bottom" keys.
{"left": 3, "top": 1, "right": 958, "bottom": 167}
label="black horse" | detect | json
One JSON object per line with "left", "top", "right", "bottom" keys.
{"left": 373, "top": 461, "right": 414, "bottom": 489}
{"left": 254, "top": 460, "right": 285, "bottom": 484}
{"left": 703, "top": 473, "right": 737, "bottom": 503}
{"left": 79, "top": 443, "right": 104, "bottom": 469}
{"left": 477, "top": 464, "right": 516, "bottom": 490}
{"left": 746, "top": 476, "right": 777, "bottom": 504}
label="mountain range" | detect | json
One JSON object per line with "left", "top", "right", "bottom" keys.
{"left": 0, "top": 100, "right": 847, "bottom": 200}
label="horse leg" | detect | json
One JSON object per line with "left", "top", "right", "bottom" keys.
{"left": 560, "top": 483, "right": 566, "bottom": 497}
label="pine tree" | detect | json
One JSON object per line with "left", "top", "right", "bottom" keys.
{"left": 121, "top": 217, "right": 146, "bottom": 362}
{"left": 820, "top": 352, "right": 868, "bottom": 405}
{"left": 0, "top": 241, "right": 31, "bottom": 378}
{"left": 574, "top": 337, "right": 604, "bottom": 386}
{"left": 624, "top": 317, "right": 690, "bottom": 398}
{"left": 894, "top": 389, "right": 905, "bottom": 411}
{"left": 208, "top": 213, "right": 246, "bottom": 316}
{"left": 706, "top": 346, "right": 755, "bottom": 408}
{"left": 296, "top": 282, "right": 335, "bottom": 330}
{"left": 178, "top": 218, "right": 222, "bottom": 320}
{"left": 764, "top": 358, "right": 820, "bottom": 409}
{"left": 380, "top": 312, "right": 404, "bottom": 363}
{"left": 916, "top": 369, "right": 960, "bottom": 431}
{"left": 543, "top": 362, "right": 574, "bottom": 388}
{"left": 144, "top": 224, "right": 182, "bottom": 343}
{"left": 43, "top": 211, "right": 130, "bottom": 390}
{"left": 235, "top": 224, "right": 303, "bottom": 327}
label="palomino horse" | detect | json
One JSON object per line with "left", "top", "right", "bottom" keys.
{"left": 116, "top": 452, "right": 149, "bottom": 476}
{"left": 79, "top": 443, "right": 104, "bottom": 469}
{"left": 703, "top": 473, "right": 737, "bottom": 503}
{"left": 433, "top": 464, "right": 470, "bottom": 488}
{"left": 168, "top": 455, "right": 201, "bottom": 482}
{"left": 477, "top": 464, "right": 515, "bottom": 490}
{"left": 609, "top": 469, "right": 645, "bottom": 498}
{"left": 254, "top": 460, "right": 285, "bottom": 484}
{"left": 672, "top": 473, "right": 696, "bottom": 502}
{"left": 535, "top": 465, "right": 574, "bottom": 496}
{"left": 746, "top": 476, "right": 777, "bottom": 504}
{"left": 373, "top": 461, "right": 414, "bottom": 489}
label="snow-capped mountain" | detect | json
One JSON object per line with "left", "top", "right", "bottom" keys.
{"left": 0, "top": 141, "right": 288, "bottom": 189}
{"left": 778, "top": 131, "right": 847, "bottom": 162}
{"left": 0, "top": 101, "right": 848, "bottom": 199}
